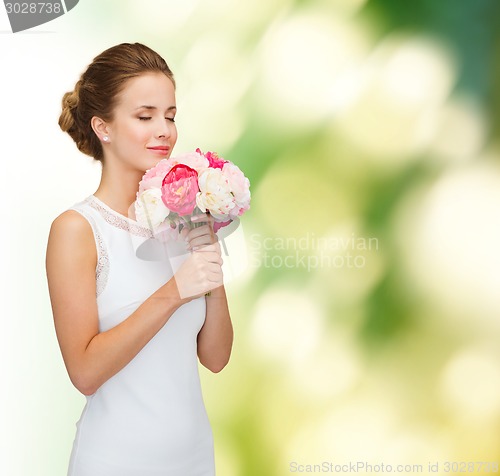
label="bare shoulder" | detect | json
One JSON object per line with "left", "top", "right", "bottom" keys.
{"left": 49, "top": 208, "right": 93, "bottom": 239}
{"left": 47, "top": 209, "right": 96, "bottom": 265}
{"left": 49, "top": 210, "right": 95, "bottom": 249}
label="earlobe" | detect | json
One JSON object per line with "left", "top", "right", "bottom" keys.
{"left": 91, "top": 115, "right": 110, "bottom": 143}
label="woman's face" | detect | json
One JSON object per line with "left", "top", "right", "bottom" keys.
{"left": 104, "top": 72, "right": 178, "bottom": 173}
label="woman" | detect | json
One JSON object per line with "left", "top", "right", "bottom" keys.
{"left": 45, "top": 42, "right": 233, "bottom": 476}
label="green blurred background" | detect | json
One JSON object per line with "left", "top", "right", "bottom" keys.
{"left": 1, "top": 0, "right": 500, "bottom": 474}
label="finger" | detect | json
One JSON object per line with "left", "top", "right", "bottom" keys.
{"left": 187, "top": 224, "right": 213, "bottom": 241}
{"left": 207, "top": 270, "right": 224, "bottom": 285}
{"left": 193, "top": 250, "right": 222, "bottom": 264}
{"left": 191, "top": 213, "right": 214, "bottom": 224}
{"left": 205, "top": 270, "right": 223, "bottom": 284}
{"left": 191, "top": 242, "right": 221, "bottom": 254}
{"left": 190, "top": 236, "right": 214, "bottom": 248}
{"left": 207, "top": 253, "right": 223, "bottom": 266}
{"left": 189, "top": 233, "right": 217, "bottom": 249}
{"left": 192, "top": 215, "right": 215, "bottom": 237}
{"left": 206, "top": 261, "right": 223, "bottom": 273}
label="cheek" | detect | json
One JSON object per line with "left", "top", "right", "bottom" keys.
{"left": 126, "top": 122, "right": 150, "bottom": 144}
{"left": 171, "top": 125, "right": 179, "bottom": 143}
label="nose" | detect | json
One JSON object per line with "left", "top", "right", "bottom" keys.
{"left": 157, "top": 130, "right": 169, "bottom": 139}
{"left": 156, "top": 120, "right": 171, "bottom": 139}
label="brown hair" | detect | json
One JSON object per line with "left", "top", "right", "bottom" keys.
{"left": 58, "top": 42, "right": 175, "bottom": 162}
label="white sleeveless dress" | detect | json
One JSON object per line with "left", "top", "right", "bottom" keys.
{"left": 66, "top": 194, "right": 215, "bottom": 476}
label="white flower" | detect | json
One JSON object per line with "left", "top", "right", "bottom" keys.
{"left": 222, "top": 162, "right": 251, "bottom": 218}
{"left": 196, "top": 168, "right": 235, "bottom": 221}
{"left": 135, "top": 188, "right": 170, "bottom": 229}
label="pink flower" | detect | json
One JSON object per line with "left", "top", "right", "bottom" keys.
{"left": 196, "top": 148, "right": 227, "bottom": 169}
{"left": 138, "top": 159, "right": 174, "bottom": 194}
{"left": 213, "top": 220, "right": 231, "bottom": 233}
{"left": 170, "top": 151, "right": 209, "bottom": 171}
{"left": 161, "top": 164, "right": 199, "bottom": 216}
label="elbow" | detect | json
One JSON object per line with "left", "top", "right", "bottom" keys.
{"left": 70, "top": 372, "right": 98, "bottom": 396}
{"left": 79, "top": 385, "right": 97, "bottom": 397}
{"left": 198, "top": 337, "right": 233, "bottom": 373}
{"left": 202, "top": 355, "right": 231, "bottom": 373}
{"left": 207, "top": 361, "right": 228, "bottom": 373}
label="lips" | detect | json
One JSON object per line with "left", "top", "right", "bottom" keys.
{"left": 148, "top": 146, "right": 170, "bottom": 155}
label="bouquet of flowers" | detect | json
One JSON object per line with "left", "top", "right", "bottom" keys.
{"left": 134, "top": 148, "right": 251, "bottom": 240}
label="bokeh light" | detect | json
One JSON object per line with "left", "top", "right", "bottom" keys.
{"left": 334, "top": 34, "right": 457, "bottom": 163}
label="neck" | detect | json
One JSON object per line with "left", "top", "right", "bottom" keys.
{"left": 94, "top": 160, "right": 144, "bottom": 218}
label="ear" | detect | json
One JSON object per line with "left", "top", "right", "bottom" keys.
{"left": 91, "top": 116, "right": 111, "bottom": 142}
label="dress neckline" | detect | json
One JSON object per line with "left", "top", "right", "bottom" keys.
{"left": 87, "top": 194, "right": 153, "bottom": 238}
{"left": 90, "top": 194, "right": 139, "bottom": 225}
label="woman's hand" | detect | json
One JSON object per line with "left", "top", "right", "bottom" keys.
{"left": 174, "top": 214, "right": 223, "bottom": 301}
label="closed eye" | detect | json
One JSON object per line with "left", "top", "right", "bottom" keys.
{"left": 139, "top": 117, "right": 151, "bottom": 121}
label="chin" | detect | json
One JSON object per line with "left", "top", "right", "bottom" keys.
{"left": 145, "top": 156, "right": 164, "bottom": 168}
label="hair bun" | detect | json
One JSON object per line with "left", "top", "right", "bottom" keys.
{"left": 58, "top": 79, "right": 82, "bottom": 132}
{"left": 62, "top": 89, "right": 78, "bottom": 110}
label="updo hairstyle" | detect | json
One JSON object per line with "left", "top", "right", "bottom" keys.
{"left": 58, "top": 42, "right": 175, "bottom": 162}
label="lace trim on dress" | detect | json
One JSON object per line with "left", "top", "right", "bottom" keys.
{"left": 94, "top": 227, "right": 110, "bottom": 298}
{"left": 69, "top": 206, "right": 110, "bottom": 298}
{"left": 86, "top": 196, "right": 153, "bottom": 239}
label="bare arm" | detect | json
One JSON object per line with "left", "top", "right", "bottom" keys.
{"left": 198, "top": 285, "right": 233, "bottom": 373}
{"left": 46, "top": 211, "right": 191, "bottom": 396}
{"left": 184, "top": 219, "right": 233, "bottom": 373}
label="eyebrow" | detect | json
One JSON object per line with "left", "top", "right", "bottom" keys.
{"left": 135, "top": 105, "right": 177, "bottom": 111}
